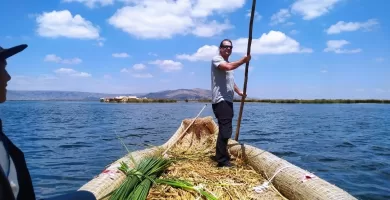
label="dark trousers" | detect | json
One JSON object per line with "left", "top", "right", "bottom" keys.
{"left": 212, "top": 100, "right": 233, "bottom": 164}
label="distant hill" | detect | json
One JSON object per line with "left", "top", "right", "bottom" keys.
{"left": 6, "top": 89, "right": 214, "bottom": 101}
{"left": 6, "top": 90, "right": 145, "bottom": 101}
{"left": 142, "top": 88, "right": 211, "bottom": 100}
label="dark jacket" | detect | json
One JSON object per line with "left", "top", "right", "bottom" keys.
{"left": 0, "top": 119, "right": 97, "bottom": 200}
{"left": 0, "top": 119, "right": 36, "bottom": 200}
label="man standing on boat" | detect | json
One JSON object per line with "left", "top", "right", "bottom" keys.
{"left": 211, "top": 39, "right": 251, "bottom": 167}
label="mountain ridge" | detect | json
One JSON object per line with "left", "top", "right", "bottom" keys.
{"left": 6, "top": 88, "right": 214, "bottom": 101}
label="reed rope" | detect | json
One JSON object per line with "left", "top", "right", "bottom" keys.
{"left": 162, "top": 104, "right": 208, "bottom": 155}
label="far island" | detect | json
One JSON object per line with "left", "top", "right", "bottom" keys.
{"left": 100, "top": 95, "right": 176, "bottom": 103}
{"left": 101, "top": 95, "right": 390, "bottom": 104}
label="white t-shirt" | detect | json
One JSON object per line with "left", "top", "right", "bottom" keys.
{"left": 211, "top": 55, "right": 235, "bottom": 104}
{"left": 0, "top": 141, "right": 19, "bottom": 198}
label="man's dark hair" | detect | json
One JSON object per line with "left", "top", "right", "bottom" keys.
{"left": 219, "top": 39, "right": 232, "bottom": 48}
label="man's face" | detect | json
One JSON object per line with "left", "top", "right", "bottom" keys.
{"left": 220, "top": 41, "right": 233, "bottom": 57}
{"left": 0, "top": 59, "right": 10, "bottom": 103}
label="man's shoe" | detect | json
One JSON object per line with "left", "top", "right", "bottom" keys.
{"left": 210, "top": 155, "right": 217, "bottom": 162}
{"left": 210, "top": 155, "right": 232, "bottom": 162}
{"left": 217, "top": 162, "right": 233, "bottom": 168}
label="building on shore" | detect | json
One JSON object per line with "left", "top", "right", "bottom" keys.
{"left": 100, "top": 96, "right": 147, "bottom": 102}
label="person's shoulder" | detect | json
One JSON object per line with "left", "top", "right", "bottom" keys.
{"left": 212, "top": 55, "right": 223, "bottom": 61}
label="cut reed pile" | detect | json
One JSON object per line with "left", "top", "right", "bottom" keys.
{"left": 146, "top": 117, "right": 286, "bottom": 200}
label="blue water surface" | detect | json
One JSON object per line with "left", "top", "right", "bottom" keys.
{"left": 0, "top": 101, "right": 389, "bottom": 200}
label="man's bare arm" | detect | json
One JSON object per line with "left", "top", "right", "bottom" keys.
{"left": 234, "top": 83, "right": 241, "bottom": 94}
{"left": 234, "top": 83, "right": 247, "bottom": 97}
{"left": 218, "top": 55, "right": 251, "bottom": 71}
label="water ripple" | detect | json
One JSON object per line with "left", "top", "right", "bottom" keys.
{"left": 0, "top": 101, "right": 389, "bottom": 199}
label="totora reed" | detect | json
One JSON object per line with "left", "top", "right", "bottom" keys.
{"left": 78, "top": 116, "right": 357, "bottom": 200}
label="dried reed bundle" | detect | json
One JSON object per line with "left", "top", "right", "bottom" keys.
{"left": 147, "top": 117, "right": 285, "bottom": 200}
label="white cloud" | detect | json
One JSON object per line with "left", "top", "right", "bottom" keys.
{"left": 120, "top": 68, "right": 130, "bottom": 73}
{"left": 133, "top": 64, "right": 146, "bottom": 70}
{"left": 108, "top": 0, "right": 242, "bottom": 39}
{"left": 121, "top": 64, "right": 146, "bottom": 73}
{"left": 54, "top": 68, "right": 91, "bottom": 77}
{"left": 192, "top": 20, "right": 233, "bottom": 37}
{"left": 121, "top": 64, "right": 146, "bottom": 72}
{"left": 44, "top": 54, "right": 62, "bottom": 63}
{"left": 36, "top": 10, "right": 100, "bottom": 39}
{"left": 97, "top": 41, "right": 104, "bottom": 47}
{"left": 44, "top": 54, "right": 82, "bottom": 64}
{"left": 120, "top": 65, "right": 152, "bottom": 78}
{"left": 270, "top": 9, "right": 291, "bottom": 25}
{"left": 149, "top": 60, "right": 183, "bottom": 72}
{"left": 326, "top": 19, "right": 379, "bottom": 34}
{"left": 95, "top": 37, "right": 105, "bottom": 47}
{"left": 112, "top": 53, "right": 130, "bottom": 58}
{"left": 75, "top": 72, "right": 92, "bottom": 77}
{"left": 190, "top": 0, "right": 245, "bottom": 17}
{"left": 62, "top": 0, "right": 114, "bottom": 8}
{"left": 320, "top": 70, "right": 328, "bottom": 73}
{"left": 176, "top": 45, "right": 218, "bottom": 61}
{"left": 60, "top": 58, "right": 82, "bottom": 65}
{"left": 132, "top": 73, "right": 153, "bottom": 78}
{"left": 232, "top": 31, "right": 313, "bottom": 54}
{"left": 54, "top": 68, "right": 73, "bottom": 74}
{"left": 108, "top": 2, "right": 193, "bottom": 39}
{"left": 324, "top": 40, "right": 362, "bottom": 54}
{"left": 177, "top": 31, "right": 312, "bottom": 61}
{"left": 291, "top": 0, "right": 341, "bottom": 20}
{"left": 246, "top": 9, "right": 262, "bottom": 21}
{"left": 266, "top": 0, "right": 342, "bottom": 26}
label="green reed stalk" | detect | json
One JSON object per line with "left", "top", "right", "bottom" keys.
{"left": 109, "top": 156, "right": 171, "bottom": 200}
{"left": 156, "top": 179, "right": 218, "bottom": 200}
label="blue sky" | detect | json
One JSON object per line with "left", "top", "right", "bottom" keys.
{"left": 1, "top": 0, "right": 389, "bottom": 99}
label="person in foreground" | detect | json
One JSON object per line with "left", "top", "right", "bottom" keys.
{"left": 0, "top": 44, "right": 96, "bottom": 200}
{"left": 210, "top": 39, "right": 251, "bottom": 167}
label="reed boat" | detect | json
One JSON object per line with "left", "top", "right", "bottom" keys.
{"left": 78, "top": 116, "right": 356, "bottom": 200}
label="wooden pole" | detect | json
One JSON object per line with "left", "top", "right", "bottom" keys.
{"left": 235, "top": 0, "right": 256, "bottom": 141}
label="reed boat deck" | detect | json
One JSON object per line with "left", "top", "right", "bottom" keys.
{"left": 78, "top": 116, "right": 356, "bottom": 200}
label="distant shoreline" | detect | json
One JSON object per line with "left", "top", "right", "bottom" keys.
{"left": 196, "top": 99, "right": 390, "bottom": 104}
{"left": 100, "top": 98, "right": 177, "bottom": 103}
{"left": 7, "top": 89, "right": 390, "bottom": 104}
{"left": 7, "top": 99, "right": 390, "bottom": 104}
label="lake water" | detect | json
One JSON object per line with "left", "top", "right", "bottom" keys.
{"left": 0, "top": 101, "right": 389, "bottom": 200}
